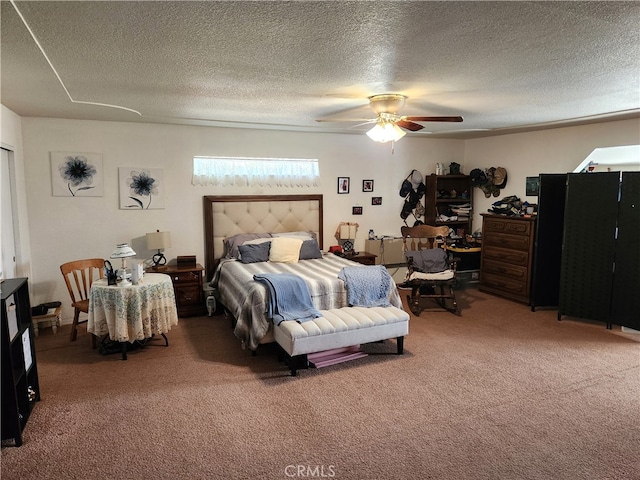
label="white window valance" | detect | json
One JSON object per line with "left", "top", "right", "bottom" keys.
{"left": 192, "top": 156, "right": 320, "bottom": 187}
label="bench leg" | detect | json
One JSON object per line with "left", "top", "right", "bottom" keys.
{"left": 289, "top": 354, "right": 309, "bottom": 376}
{"left": 397, "top": 336, "right": 404, "bottom": 355}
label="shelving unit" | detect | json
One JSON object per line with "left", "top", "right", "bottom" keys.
{"left": 424, "top": 174, "right": 473, "bottom": 235}
{"left": 2, "top": 277, "right": 40, "bottom": 446}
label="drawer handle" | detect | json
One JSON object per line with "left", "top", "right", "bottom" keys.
{"left": 174, "top": 276, "right": 179, "bottom": 281}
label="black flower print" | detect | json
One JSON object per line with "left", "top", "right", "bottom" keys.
{"left": 59, "top": 155, "right": 97, "bottom": 196}
{"left": 126, "top": 170, "right": 158, "bottom": 209}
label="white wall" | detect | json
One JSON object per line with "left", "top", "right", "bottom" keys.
{"left": 20, "top": 117, "right": 463, "bottom": 321}
{"left": 464, "top": 118, "right": 640, "bottom": 231}
{"left": 0, "top": 105, "right": 32, "bottom": 281}
{"left": 15, "top": 115, "right": 640, "bottom": 323}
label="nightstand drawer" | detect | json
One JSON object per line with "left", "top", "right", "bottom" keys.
{"left": 169, "top": 271, "right": 201, "bottom": 285}
{"left": 174, "top": 285, "right": 203, "bottom": 307}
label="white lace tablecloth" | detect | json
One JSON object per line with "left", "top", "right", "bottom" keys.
{"left": 88, "top": 273, "right": 178, "bottom": 343}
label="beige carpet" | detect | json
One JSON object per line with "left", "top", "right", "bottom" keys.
{"left": 2, "top": 287, "right": 639, "bottom": 480}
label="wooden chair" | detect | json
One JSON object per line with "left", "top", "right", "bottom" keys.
{"left": 400, "top": 225, "right": 460, "bottom": 315}
{"left": 60, "top": 258, "right": 105, "bottom": 348}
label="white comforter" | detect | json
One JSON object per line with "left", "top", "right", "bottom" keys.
{"left": 212, "top": 253, "right": 403, "bottom": 350}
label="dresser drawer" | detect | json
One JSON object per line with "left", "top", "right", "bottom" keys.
{"left": 481, "top": 272, "right": 528, "bottom": 297}
{"left": 483, "top": 232, "right": 531, "bottom": 251}
{"left": 482, "top": 245, "right": 529, "bottom": 267}
{"left": 483, "top": 217, "right": 532, "bottom": 236}
{"left": 170, "top": 270, "right": 201, "bottom": 285}
{"left": 482, "top": 259, "right": 528, "bottom": 281}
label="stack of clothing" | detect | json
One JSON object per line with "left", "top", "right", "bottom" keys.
{"left": 449, "top": 202, "right": 471, "bottom": 220}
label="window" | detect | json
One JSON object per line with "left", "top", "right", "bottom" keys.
{"left": 192, "top": 156, "right": 320, "bottom": 187}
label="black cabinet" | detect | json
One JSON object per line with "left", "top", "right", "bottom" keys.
{"left": 1, "top": 278, "right": 40, "bottom": 446}
{"left": 530, "top": 174, "right": 568, "bottom": 310}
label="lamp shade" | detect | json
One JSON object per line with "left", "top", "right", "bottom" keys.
{"left": 146, "top": 230, "right": 172, "bottom": 250}
{"left": 366, "top": 122, "right": 406, "bottom": 143}
{"left": 110, "top": 243, "right": 136, "bottom": 259}
{"left": 339, "top": 224, "right": 357, "bottom": 239}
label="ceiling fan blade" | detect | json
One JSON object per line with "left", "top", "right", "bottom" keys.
{"left": 396, "top": 120, "right": 425, "bottom": 132}
{"left": 404, "top": 116, "right": 464, "bottom": 123}
{"left": 316, "top": 117, "right": 375, "bottom": 123}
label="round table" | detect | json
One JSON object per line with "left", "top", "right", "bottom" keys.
{"left": 88, "top": 273, "right": 179, "bottom": 345}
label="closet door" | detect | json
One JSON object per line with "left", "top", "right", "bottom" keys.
{"left": 559, "top": 173, "right": 619, "bottom": 324}
{"left": 611, "top": 171, "right": 640, "bottom": 330}
{"left": 530, "top": 174, "right": 567, "bottom": 310}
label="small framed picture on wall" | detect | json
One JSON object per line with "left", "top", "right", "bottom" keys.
{"left": 372, "top": 197, "right": 382, "bottom": 205}
{"left": 362, "top": 179, "right": 374, "bottom": 192}
{"left": 338, "top": 177, "right": 350, "bottom": 194}
{"left": 352, "top": 206, "right": 363, "bottom": 215}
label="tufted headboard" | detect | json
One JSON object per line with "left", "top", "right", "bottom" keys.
{"left": 203, "top": 194, "right": 323, "bottom": 281}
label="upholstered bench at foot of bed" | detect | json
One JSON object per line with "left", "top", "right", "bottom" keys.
{"left": 274, "top": 306, "right": 410, "bottom": 376}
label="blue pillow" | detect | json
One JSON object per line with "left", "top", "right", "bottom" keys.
{"left": 238, "top": 242, "right": 271, "bottom": 263}
{"left": 299, "top": 239, "right": 323, "bottom": 260}
{"left": 224, "top": 233, "right": 271, "bottom": 259}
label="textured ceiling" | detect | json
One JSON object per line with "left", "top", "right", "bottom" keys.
{"left": 1, "top": 1, "right": 639, "bottom": 139}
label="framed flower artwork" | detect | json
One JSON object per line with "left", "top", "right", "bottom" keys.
{"left": 51, "top": 152, "right": 104, "bottom": 197}
{"left": 119, "top": 167, "right": 165, "bottom": 209}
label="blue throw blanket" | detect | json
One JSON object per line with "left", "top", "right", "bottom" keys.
{"left": 338, "top": 265, "right": 392, "bottom": 307}
{"left": 253, "top": 273, "right": 322, "bottom": 325}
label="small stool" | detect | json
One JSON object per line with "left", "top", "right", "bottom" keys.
{"left": 32, "top": 306, "right": 62, "bottom": 336}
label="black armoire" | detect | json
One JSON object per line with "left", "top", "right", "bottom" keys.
{"left": 558, "top": 171, "right": 640, "bottom": 330}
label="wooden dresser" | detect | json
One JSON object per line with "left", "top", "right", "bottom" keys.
{"left": 479, "top": 214, "right": 536, "bottom": 304}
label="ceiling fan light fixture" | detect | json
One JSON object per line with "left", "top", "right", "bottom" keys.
{"left": 366, "top": 122, "right": 406, "bottom": 143}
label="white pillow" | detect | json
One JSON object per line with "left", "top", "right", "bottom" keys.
{"left": 269, "top": 237, "right": 303, "bottom": 263}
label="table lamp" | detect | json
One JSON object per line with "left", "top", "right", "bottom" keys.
{"left": 110, "top": 243, "right": 136, "bottom": 287}
{"left": 339, "top": 223, "right": 358, "bottom": 255}
{"left": 146, "top": 230, "right": 172, "bottom": 270}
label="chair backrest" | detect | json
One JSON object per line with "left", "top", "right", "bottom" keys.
{"left": 401, "top": 225, "right": 450, "bottom": 251}
{"left": 60, "top": 258, "right": 105, "bottom": 304}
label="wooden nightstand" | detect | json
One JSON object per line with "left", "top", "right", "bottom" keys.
{"left": 346, "top": 252, "right": 377, "bottom": 265}
{"left": 163, "top": 264, "right": 206, "bottom": 317}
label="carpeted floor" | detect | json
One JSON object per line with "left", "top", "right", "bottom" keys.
{"left": 2, "top": 287, "right": 639, "bottom": 480}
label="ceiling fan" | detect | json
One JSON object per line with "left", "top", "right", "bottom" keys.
{"left": 317, "top": 94, "right": 463, "bottom": 143}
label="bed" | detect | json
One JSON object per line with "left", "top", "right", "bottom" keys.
{"left": 203, "top": 195, "right": 403, "bottom": 351}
